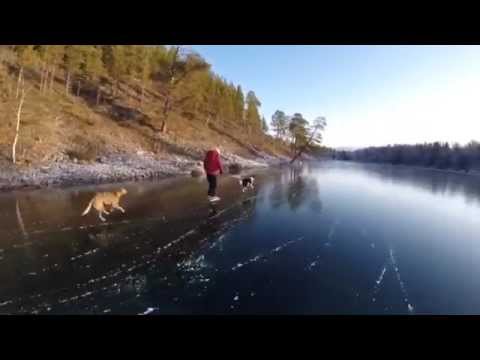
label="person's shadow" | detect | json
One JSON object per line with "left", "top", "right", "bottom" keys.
{"left": 195, "top": 203, "right": 221, "bottom": 242}
{"left": 208, "top": 203, "right": 219, "bottom": 218}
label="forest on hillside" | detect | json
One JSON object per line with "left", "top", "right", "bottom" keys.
{"left": 334, "top": 141, "right": 480, "bottom": 173}
{"left": 0, "top": 45, "right": 327, "bottom": 166}
{"left": 0, "top": 45, "right": 268, "bottom": 134}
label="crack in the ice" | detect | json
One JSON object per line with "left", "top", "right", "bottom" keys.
{"left": 0, "top": 195, "right": 261, "bottom": 314}
{"left": 305, "top": 254, "right": 322, "bottom": 271}
{"left": 370, "top": 246, "right": 414, "bottom": 314}
{"left": 231, "top": 237, "right": 305, "bottom": 272}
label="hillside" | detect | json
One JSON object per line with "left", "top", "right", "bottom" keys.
{"left": 0, "top": 46, "right": 291, "bottom": 190}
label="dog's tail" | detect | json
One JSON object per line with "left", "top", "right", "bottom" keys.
{"left": 238, "top": 179, "right": 243, "bottom": 185}
{"left": 81, "top": 199, "right": 94, "bottom": 216}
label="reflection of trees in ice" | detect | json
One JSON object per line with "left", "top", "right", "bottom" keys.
{"left": 323, "top": 219, "right": 340, "bottom": 247}
{"left": 309, "top": 197, "right": 323, "bottom": 213}
{"left": 16, "top": 200, "right": 28, "bottom": 240}
{"left": 269, "top": 179, "right": 285, "bottom": 209}
{"left": 286, "top": 168, "right": 322, "bottom": 212}
{"left": 287, "top": 175, "right": 307, "bottom": 211}
{"left": 357, "top": 164, "right": 480, "bottom": 206}
{"left": 15, "top": 199, "right": 37, "bottom": 262}
{"left": 268, "top": 166, "right": 323, "bottom": 212}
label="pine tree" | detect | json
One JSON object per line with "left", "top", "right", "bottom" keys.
{"left": 101, "top": 45, "right": 128, "bottom": 97}
{"left": 288, "top": 113, "right": 309, "bottom": 155}
{"left": 123, "top": 45, "right": 143, "bottom": 104}
{"left": 203, "top": 74, "right": 220, "bottom": 127}
{"left": 261, "top": 116, "right": 268, "bottom": 132}
{"left": 271, "top": 110, "right": 287, "bottom": 139}
{"left": 82, "top": 46, "right": 105, "bottom": 105}
{"left": 137, "top": 46, "right": 152, "bottom": 107}
{"left": 245, "top": 90, "right": 262, "bottom": 133}
{"left": 47, "top": 46, "right": 65, "bottom": 93}
{"left": 235, "top": 85, "right": 245, "bottom": 123}
{"left": 63, "top": 45, "right": 84, "bottom": 96}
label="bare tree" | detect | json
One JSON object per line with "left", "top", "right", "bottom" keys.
{"left": 15, "top": 66, "right": 23, "bottom": 99}
{"left": 12, "top": 87, "right": 28, "bottom": 164}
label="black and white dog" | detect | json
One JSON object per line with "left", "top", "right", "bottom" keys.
{"left": 239, "top": 176, "right": 255, "bottom": 192}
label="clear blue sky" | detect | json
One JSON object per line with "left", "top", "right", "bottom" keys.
{"left": 192, "top": 45, "right": 480, "bottom": 149}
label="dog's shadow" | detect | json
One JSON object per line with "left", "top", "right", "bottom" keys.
{"left": 242, "top": 198, "right": 252, "bottom": 206}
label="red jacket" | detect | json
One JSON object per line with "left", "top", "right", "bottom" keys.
{"left": 204, "top": 150, "right": 223, "bottom": 175}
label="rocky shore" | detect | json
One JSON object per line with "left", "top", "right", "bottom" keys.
{"left": 0, "top": 150, "right": 289, "bottom": 192}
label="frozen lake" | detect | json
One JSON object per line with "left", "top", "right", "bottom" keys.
{"left": 0, "top": 161, "right": 478, "bottom": 314}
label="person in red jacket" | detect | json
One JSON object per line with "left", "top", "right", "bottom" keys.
{"left": 203, "top": 147, "right": 223, "bottom": 202}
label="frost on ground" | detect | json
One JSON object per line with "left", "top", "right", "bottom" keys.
{"left": 0, "top": 149, "right": 287, "bottom": 191}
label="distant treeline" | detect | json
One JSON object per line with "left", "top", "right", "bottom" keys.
{"left": 333, "top": 141, "right": 480, "bottom": 172}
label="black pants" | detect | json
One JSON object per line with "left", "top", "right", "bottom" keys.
{"left": 207, "top": 174, "right": 217, "bottom": 196}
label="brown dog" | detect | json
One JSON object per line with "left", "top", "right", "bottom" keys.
{"left": 82, "top": 188, "right": 128, "bottom": 222}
